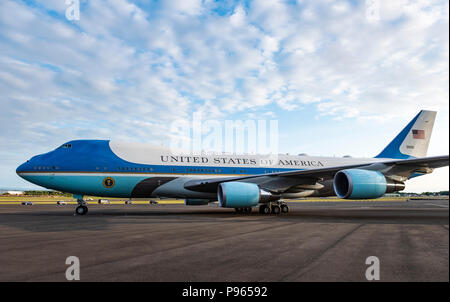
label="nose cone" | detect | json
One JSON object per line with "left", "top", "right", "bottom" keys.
{"left": 16, "top": 161, "right": 30, "bottom": 177}
{"left": 17, "top": 162, "right": 25, "bottom": 173}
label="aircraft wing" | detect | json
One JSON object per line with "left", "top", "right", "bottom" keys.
{"left": 183, "top": 155, "right": 449, "bottom": 193}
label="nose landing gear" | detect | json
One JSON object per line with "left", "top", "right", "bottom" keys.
{"left": 74, "top": 195, "right": 88, "bottom": 215}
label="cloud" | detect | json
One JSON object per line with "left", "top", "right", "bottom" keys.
{"left": 0, "top": 0, "right": 448, "bottom": 190}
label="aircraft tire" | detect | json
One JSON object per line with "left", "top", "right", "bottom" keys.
{"left": 259, "top": 205, "right": 265, "bottom": 214}
{"left": 281, "top": 204, "right": 289, "bottom": 213}
{"left": 272, "top": 205, "right": 281, "bottom": 215}
{"left": 76, "top": 205, "right": 88, "bottom": 215}
{"left": 262, "top": 205, "right": 271, "bottom": 214}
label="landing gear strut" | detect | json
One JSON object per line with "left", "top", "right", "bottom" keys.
{"left": 259, "top": 201, "right": 289, "bottom": 215}
{"left": 74, "top": 194, "right": 88, "bottom": 215}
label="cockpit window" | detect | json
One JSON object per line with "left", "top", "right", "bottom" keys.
{"left": 60, "top": 144, "right": 72, "bottom": 149}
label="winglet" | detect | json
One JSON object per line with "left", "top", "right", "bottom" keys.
{"left": 375, "top": 110, "right": 437, "bottom": 159}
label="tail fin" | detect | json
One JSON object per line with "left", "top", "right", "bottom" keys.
{"left": 375, "top": 110, "right": 436, "bottom": 159}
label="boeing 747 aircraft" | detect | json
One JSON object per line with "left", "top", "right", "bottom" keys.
{"left": 16, "top": 110, "right": 449, "bottom": 215}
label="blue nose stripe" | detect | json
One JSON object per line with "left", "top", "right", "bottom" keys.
{"left": 22, "top": 174, "right": 149, "bottom": 197}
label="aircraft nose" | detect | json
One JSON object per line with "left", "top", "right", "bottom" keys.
{"left": 16, "top": 161, "right": 30, "bottom": 174}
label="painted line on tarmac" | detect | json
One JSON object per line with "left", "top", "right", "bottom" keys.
{"left": 0, "top": 198, "right": 409, "bottom": 205}
{"left": 285, "top": 198, "right": 408, "bottom": 203}
{"left": 0, "top": 200, "right": 185, "bottom": 205}
{"left": 427, "top": 203, "right": 449, "bottom": 208}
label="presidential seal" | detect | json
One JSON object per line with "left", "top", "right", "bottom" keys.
{"left": 103, "top": 177, "right": 115, "bottom": 188}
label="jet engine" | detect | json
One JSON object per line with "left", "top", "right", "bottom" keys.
{"left": 333, "top": 169, "right": 405, "bottom": 199}
{"left": 217, "top": 182, "right": 279, "bottom": 208}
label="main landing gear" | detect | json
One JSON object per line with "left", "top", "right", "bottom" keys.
{"left": 259, "top": 202, "right": 289, "bottom": 215}
{"left": 234, "top": 207, "right": 253, "bottom": 214}
{"left": 233, "top": 202, "right": 290, "bottom": 215}
{"left": 74, "top": 195, "right": 88, "bottom": 215}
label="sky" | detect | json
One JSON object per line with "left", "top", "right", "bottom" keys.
{"left": 0, "top": 0, "right": 448, "bottom": 192}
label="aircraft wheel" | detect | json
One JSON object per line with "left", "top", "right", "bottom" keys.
{"left": 259, "top": 205, "right": 265, "bottom": 214}
{"left": 263, "top": 205, "right": 271, "bottom": 214}
{"left": 76, "top": 205, "right": 88, "bottom": 215}
{"left": 281, "top": 204, "right": 289, "bottom": 213}
{"left": 272, "top": 205, "right": 281, "bottom": 215}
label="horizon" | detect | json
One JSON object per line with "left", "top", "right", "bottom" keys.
{"left": 1, "top": 187, "right": 448, "bottom": 195}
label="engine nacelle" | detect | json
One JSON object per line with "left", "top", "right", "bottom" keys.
{"left": 333, "top": 169, "right": 405, "bottom": 199}
{"left": 217, "top": 182, "right": 279, "bottom": 208}
{"left": 184, "top": 199, "right": 210, "bottom": 206}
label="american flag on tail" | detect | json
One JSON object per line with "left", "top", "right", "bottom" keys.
{"left": 412, "top": 129, "right": 425, "bottom": 139}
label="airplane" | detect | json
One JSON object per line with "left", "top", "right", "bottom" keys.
{"left": 16, "top": 110, "right": 449, "bottom": 215}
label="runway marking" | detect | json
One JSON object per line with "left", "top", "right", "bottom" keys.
{"left": 0, "top": 200, "right": 184, "bottom": 205}
{"left": 0, "top": 198, "right": 409, "bottom": 205}
{"left": 286, "top": 198, "right": 408, "bottom": 203}
{"left": 427, "top": 203, "right": 449, "bottom": 208}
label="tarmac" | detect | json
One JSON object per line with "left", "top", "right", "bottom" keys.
{"left": 0, "top": 199, "right": 448, "bottom": 282}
